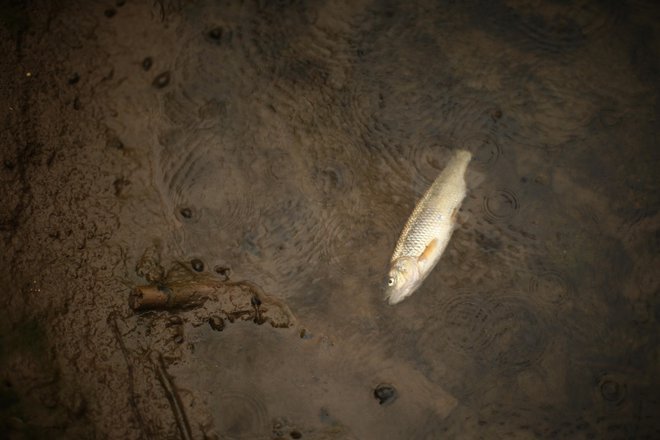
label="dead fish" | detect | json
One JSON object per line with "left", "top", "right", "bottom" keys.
{"left": 385, "top": 149, "right": 472, "bottom": 305}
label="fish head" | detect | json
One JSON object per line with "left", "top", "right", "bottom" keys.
{"left": 384, "top": 257, "right": 422, "bottom": 305}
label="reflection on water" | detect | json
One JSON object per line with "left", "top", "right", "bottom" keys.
{"left": 136, "top": 1, "right": 659, "bottom": 438}
{"left": 2, "top": 0, "right": 657, "bottom": 439}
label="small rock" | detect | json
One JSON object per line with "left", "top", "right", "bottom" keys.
{"left": 191, "top": 259, "right": 204, "bottom": 272}
{"left": 142, "top": 57, "right": 153, "bottom": 71}
{"left": 152, "top": 71, "right": 170, "bottom": 89}
{"left": 209, "top": 316, "right": 225, "bottom": 331}
{"left": 214, "top": 265, "right": 231, "bottom": 281}
{"left": 374, "top": 383, "right": 397, "bottom": 405}
{"left": 179, "top": 207, "right": 192, "bottom": 219}
{"left": 106, "top": 135, "right": 124, "bottom": 150}
{"left": 136, "top": 246, "right": 164, "bottom": 283}
{"left": 166, "top": 315, "right": 183, "bottom": 326}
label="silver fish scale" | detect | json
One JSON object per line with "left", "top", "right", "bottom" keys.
{"left": 391, "top": 152, "right": 470, "bottom": 262}
{"left": 392, "top": 188, "right": 452, "bottom": 259}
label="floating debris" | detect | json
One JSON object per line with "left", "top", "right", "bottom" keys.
{"left": 135, "top": 245, "right": 165, "bottom": 283}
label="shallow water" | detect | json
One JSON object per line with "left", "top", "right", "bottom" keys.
{"left": 1, "top": 0, "right": 659, "bottom": 439}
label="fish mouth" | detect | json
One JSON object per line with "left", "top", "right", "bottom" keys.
{"left": 386, "top": 296, "right": 403, "bottom": 305}
{"left": 384, "top": 287, "right": 408, "bottom": 305}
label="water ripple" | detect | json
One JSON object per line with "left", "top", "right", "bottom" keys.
{"left": 477, "top": 1, "right": 623, "bottom": 53}
{"left": 421, "top": 290, "right": 547, "bottom": 372}
{"left": 230, "top": 2, "right": 355, "bottom": 117}
{"left": 506, "top": 61, "right": 598, "bottom": 147}
{"left": 598, "top": 374, "right": 627, "bottom": 405}
{"left": 212, "top": 391, "right": 268, "bottom": 439}
{"left": 373, "top": 97, "right": 508, "bottom": 195}
{"left": 482, "top": 188, "right": 520, "bottom": 223}
{"left": 311, "top": 160, "right": 355, "bottom": 201}
{"left": 408, "top": 144, "right": 455, "bottom": 188}
{"left": 462, "top": 133, "right": 503, "bottom": 170}
{"left": 527, "top": 269, "right": 575, "bottom": 306}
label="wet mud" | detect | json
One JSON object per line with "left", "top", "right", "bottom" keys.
{"left": 1, "top": 0, "right": 659, "bottom": 439}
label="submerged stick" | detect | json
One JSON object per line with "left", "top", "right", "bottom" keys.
{"left": 108, "top": 312, "right": 150, "bottom": 440}
{"left": 151, "top": 351, "right": 193, "bottom": 440}
{"left": 129, "top": 282, "right": 216, "bottom": 310}
{"left": 129, "top": 277, "right": 296, "bottom": 328}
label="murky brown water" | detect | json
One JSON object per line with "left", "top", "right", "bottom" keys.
{"left": 1, "top": 1, "right": 659, "bottom": 439}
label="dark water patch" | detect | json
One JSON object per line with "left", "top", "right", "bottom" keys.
{"left": 0, "top": 1, "right": 30, "bottom": 39}
{"left": 473, "top": 228, "right": 503, "bottom": 254}
{"left": 630, "top": 25, "right": 660, "bottom": 84}
{"left": 469, "top": 0, "right": 624, "bottom": 54}
{"left": 211, "top": 0, "right": 353, "bottom": 127}
{"left": 505, "top": 61, "right": 598, "bottom": 148}
{"left": 445, "top": 403, "right": 600, "bottom": 439}
{"left": 67, "top": 72, "right": 79, "bottom": 85}
{"left": 234, "top": 1, "right": 344, "bottom": 78}
{"left": 0, "top": 319, "right": 47, "bottom": 358}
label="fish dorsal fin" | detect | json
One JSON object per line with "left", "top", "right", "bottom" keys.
{"left": 418, "top": 238, "right": 438, "bottom": 264}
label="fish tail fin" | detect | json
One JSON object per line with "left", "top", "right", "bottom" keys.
{"left": 455, "top": 149, "right": 472, "bottom": 162}
{"left": 453, "top": 149, "right": 484, "bottom": 189}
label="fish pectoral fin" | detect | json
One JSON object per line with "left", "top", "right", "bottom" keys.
{"left": 451, "top": 207, "right": 459, "bottom": 222}
{"left": 418, "top": 238, "right": 438, "bottom": 264}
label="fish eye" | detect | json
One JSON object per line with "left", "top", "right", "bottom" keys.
{"left": 387, "top": 277, "right": 395, "bottom": 287}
